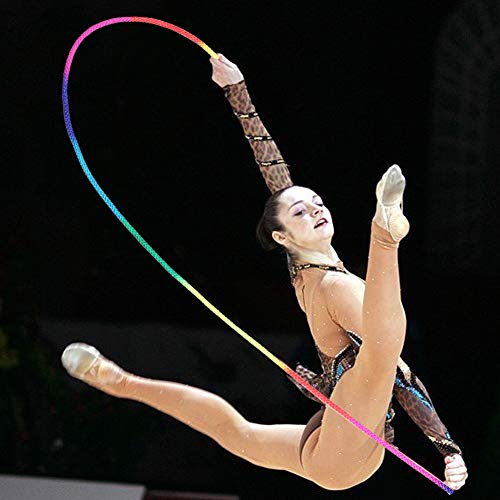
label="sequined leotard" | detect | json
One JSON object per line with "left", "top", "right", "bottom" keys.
{"left": 223, "top": 80, "right": 462, "bottom": 459}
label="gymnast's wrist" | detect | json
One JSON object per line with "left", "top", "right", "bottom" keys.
{"left": 223, "top": 79, "right": 247, "bottom": 101}
{"left": 223, "top": 79, "right": 245, "bottom": 90}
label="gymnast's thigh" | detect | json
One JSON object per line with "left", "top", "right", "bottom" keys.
{"left": 300, "top": 366, "right": 391, "bottom": 485}
{"left": 241, "top": 422, "right": 309, "bottom": 478}
{"left": 300, "top": 418, "right": 385, "bottom": 490}
{"left": 321, "top": 348, "right": 397, "bottom": 442}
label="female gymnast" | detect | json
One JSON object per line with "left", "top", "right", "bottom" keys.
{"left": 61, "top": 54, "right": 468, "bottom": 491}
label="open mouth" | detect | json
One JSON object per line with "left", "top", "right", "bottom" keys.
{"left": 314, "top": 218, "right": 328, "bottom": 229}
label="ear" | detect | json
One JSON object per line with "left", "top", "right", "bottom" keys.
{"left": 271, "top": 230, "right": 287, "bottom": 246}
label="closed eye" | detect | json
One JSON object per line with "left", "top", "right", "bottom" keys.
{"left": 294, "top": 202, "right": 323, "bottom": 216}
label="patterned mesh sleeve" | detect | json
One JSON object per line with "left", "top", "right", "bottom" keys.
{"left": 393, "top": 358, "right": 463, "bottom": 457}
{"left": 223, "top": 80, "right": 294, "bottom": 194}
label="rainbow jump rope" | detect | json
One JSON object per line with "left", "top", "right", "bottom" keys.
{"left": 62, "top": 17, "right": 454, "bottom": 495}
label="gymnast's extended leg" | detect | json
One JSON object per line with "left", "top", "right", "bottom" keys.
{"left": 61, "top": 344, "right": 308, "bottom": 478}
{"left": 300, "top": 165, "right": 410, "bottom": 489}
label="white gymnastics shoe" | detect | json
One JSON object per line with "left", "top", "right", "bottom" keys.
{"left": 373, "top": 164, "right": 410, "bottom": 243}
{"left": 61, "top": 343, "right": 125, "bottom": 385}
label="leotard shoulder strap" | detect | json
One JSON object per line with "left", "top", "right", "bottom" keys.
{"left": 289, "top": 260, "right": 347, "bottom": 282}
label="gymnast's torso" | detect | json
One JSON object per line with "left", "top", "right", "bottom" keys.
{"left": 290, "top": 259, "right": 364, "bottom": 357}
{"left": 288, "top": 260, "right": 375, "bottom": 407}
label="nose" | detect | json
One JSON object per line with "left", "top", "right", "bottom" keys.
{"left": 312, "top": 206, "right": 322, "bottom": 216}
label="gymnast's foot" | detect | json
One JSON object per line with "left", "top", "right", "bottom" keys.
{"left": 444, "top": 454, "right": 468, "bottom": 491}
{"left": 61, "top": 343, "right": 130, "bottom": 398}
{"left": 373, "top": 164, "right": 410, "bottom": 245}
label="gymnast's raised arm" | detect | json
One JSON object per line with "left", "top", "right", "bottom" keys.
{"left": 210, "top": 54, "right": 293, "bottom": 194}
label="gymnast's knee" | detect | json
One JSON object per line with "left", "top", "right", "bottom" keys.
{"left": 307, "top": 473, "right": 363, "bottom": 491}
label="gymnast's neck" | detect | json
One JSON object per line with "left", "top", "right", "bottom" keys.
{"left": 289, "top": 245, "right": 341, "bottom": 268}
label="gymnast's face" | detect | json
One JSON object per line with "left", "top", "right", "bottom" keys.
{"left": 272, "top": 186, "right": 334, "bottom": 252}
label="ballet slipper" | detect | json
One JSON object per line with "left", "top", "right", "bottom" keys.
{"left": 61, "top": 343, "right": 127, "bottom": 394}
{"left": 372, "top": 164, "right": 410, "bottom": 245}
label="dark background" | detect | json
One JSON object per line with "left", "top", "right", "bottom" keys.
{"left": 1, "top": 1, "right": 498, "bottom": 499}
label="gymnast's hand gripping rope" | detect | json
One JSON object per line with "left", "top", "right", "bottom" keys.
{"left": 61, "top": 17, "right": 454, "bottom": 495}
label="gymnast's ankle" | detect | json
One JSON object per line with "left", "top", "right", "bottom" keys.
{"left": 371, "top": 221, "right": 401, "bottom": 249}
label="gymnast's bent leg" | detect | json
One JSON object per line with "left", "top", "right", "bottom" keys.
{"left": 61, "top": 343, "right": 307, "bottom": 478}
{"left": 300, "top": 165, "right": 410, "bottom": 490}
